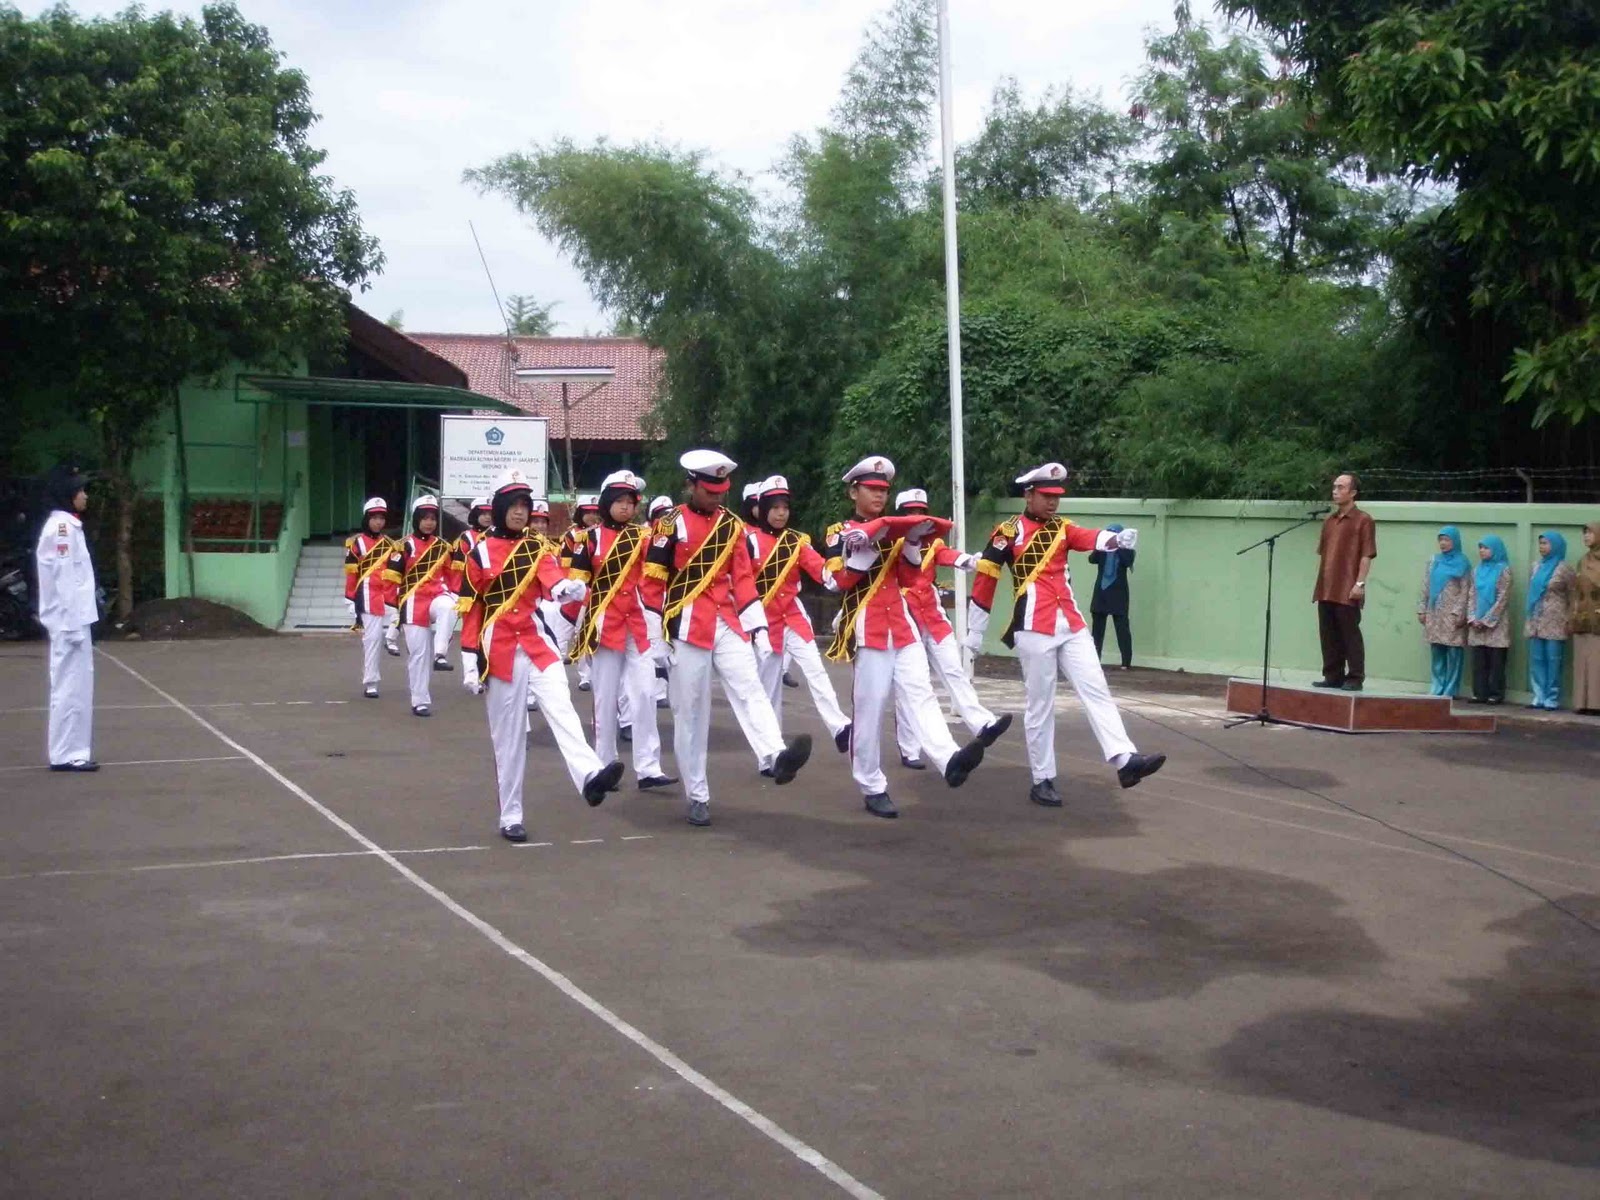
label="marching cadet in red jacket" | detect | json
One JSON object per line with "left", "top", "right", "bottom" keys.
{"left": 457, "top": 470, "right": 622, "bottom": 842}
{"left": 641, "top": 450, "right": 813, "bottom": 827}
{"left": 967, "top": 462, "right": 1165, "bottom": 807}
{"left": 891, "top": 488, "right": 1012, "bottom": 767}
{"left": 568, "top": 470, "right": 676, "bottom": 791}
{"left": 825, "top": 458, "right": 987, "bottom": 819}
{"left": 382, "top": 495, "right": 457, "bottom": 717}
{"left": 344, "top": 497, "right": 397, "bottom": 699}
{"left": 747, "top": 475, "right": 851, "bottom": 751}
{"left": 438, "top": 495, "right": 492, "bottom": 666}
{"left": 553, "top": 494, "right": 601, "bottom": 692}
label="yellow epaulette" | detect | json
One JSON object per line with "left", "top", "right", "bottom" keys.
{"left": 997, "top": 516, "right": 1021, "bottom": 539}
{"left": 653, "top": 510, "right": 678, "bottom": 537}
{"left": 381, "top": 569, "right": 402, "bottom": 585}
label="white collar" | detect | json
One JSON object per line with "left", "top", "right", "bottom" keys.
{"left": 53, "top": 509, "right": 83, "bottom": 528}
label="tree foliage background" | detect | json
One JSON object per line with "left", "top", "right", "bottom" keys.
{"left": 470, "top": 0, "right": 1597, "bottom": 527}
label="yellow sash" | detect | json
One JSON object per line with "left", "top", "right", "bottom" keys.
{"left": 475, "top": 536, "right": 551, "bottom": 681}
{"left": 395, "top": 537, "right": 450, "bottom": 609}
{"left": 756, "top": 530, "right": 808, "bottom": 607}
{"left": 662, "top": 508, "right": 741, "bottom": 637}
{"left": 354, "top": 536, "right": 395, "bottom": 591}
{"left": 1011, "top": 518, "right": 1071, "bottom": 595}
{"left": 572, "top": 525, "right": 647, "bottom": 659}
{"left": 826, "top": 540, "right": 904, "bottom": 664}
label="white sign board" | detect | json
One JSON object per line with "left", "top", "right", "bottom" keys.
{"left": 440, "top": 415, "right": 549, "bottom": 499}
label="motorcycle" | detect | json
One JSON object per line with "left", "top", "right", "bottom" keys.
{"left": 0, "top": 551, "right": 41, "bottom": 640}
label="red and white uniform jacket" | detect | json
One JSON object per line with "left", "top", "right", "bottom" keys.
{"left": 972, "top": 515, "right": 1115, "bottom": 642}
{"left": 747, "top": 527, "right": 831, "bottom": 653}
{"left": 825, "top": 518, "right": 919, "bottom": 653}
{"left": 344, "top": 532, "right": 396, "bottom": 616}
{"left": 642, "top": 505, "right": 765, "bottom": 651}
{"left": 458, "top": 532, "right": 567, "bottom": 681}
{"left": 445, "top": 527, "right": 483, "bottom": 594}
{"left": 567, "top": 522, "right": 651, "bottom": 653}
{"left": 383, "top": 533, "right": 453, "bottom": 626}
{"left": 896, "top": 538, "right": 964, "bottom": 643}
{"left": 556, "top": 524, "right": 589, "bottom": 625}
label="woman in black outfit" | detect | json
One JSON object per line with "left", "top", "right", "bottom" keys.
{"left": 1088, "top": 524, "right": 1135, "bottom": 669}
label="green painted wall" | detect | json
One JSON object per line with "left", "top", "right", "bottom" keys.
{"left": 964, "top": 498, "right": 1597, "bottom": 702}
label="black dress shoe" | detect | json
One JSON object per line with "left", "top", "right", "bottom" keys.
{"left": 583, "top": 760, "right": 624, "bottom": 807}
{"left": 771, "top": 734, "right": 813, "bottom": 785}
{"left": 944, "top": 739, "right": 985, "bottom": 787}
{"left": 1311, "top": 678, "right": 1343, "bottom": 689}
{"left": 578, "top": 680, "right": 592, "bottom": 693}
{"left": 834, "top": 724, "right": 852, "bottom": 753}
{"left": 863, "top": 792, "right": 898, "bottom": 818}
{"left": 385, "top": 641, "right": 401, "bottom": 657}
{"left": 619, "top": 724, "right": 633, "bottom": 743}
{"left": 411, "top": 704, "right": 431, "bottom": 717}
{"left": 1340, "top": 681, "right": 1364, "bottom": 692}
{"left": 638, "top": 774, "right": 678, "bottom": 790}
{"left": 500, "top": 824, "right": 527, "bottom": 843}
{"left": 900, "top": 755, "right": 926, "bottom": 771}
{"left": 433, "top": 655, "right": 453, "bottom": 672}
{"left": 363, "top": 685, "right": 379, "bottom": 699}
{"left": 656, "top": 697, "right": 670, "bottom": 709}
{"left": 1117, "top": 752, "right": 1167, "bottom": 789}
{"left": 1030, "top": 778, "right": 1062, "bottom": 807}
{"left": 1465, "top": 697, "right": 1486, "bottom": 705}
{"left": 759, "top": 766, "right": 775, "bottom": 778}
{"left": 49, "top": 759, "right": 100, "bottom": 773}
{"left": 979, "top": 713, "right": 1013, "bottom": 747}
{"left": 687, "top": 800, "right": 711, "bottom": 826}
{"left": 783, "top": 671, "right": 800, "bottom": 689}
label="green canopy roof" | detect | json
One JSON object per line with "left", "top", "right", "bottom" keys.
{"left": 236, "top": 374, "right": 521, "bottom": 415}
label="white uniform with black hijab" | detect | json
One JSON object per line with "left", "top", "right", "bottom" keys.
{"left": 35, "top": 471, "right": 99, "bottom": 768}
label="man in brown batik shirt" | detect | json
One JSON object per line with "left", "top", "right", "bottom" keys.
{"left": 1313, "top": 472, "right": 1377, "bottom": 691}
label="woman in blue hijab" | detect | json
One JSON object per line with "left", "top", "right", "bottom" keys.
{"left": 1089, "top": 523, "right": 1136, "bottom": 669}
{"left": 1524, "top": 530, "right": 1576, "bottom": 709}
{"left": 1417, "top": 526, "right": 1470, "bottom": 696}
{"left": 1467, "top": 535, "right": 1512, "bottom": 704}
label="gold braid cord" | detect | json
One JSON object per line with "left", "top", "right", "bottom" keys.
{"left": 661, "top": 508, "right": 740, "bottom": 639}
{"left": 571, "top": 525, "right": 646, "bottom": 660}
{"left": 396, "top": 538, "right": 450, "bottom": 607}
{"left": 755, "top": 529, "right": 807, "bottom": 606}
{"left": 825, "top": 540, "right": 904, "bottom": 665}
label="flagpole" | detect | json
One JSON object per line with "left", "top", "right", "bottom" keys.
{"left": 936, "top": 0, "right": 970, "bottom": 659}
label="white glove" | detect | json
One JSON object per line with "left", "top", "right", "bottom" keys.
{"left": 962, "top": 627, "right": 985, "bottom": 653}
{"left": 1115, "top": 528, "right": 1138, "bottom": 550}
{"left": 907, "top": 519, "right": 935, "bottom": 541}
{"left": 900, "top": 541, "right": 925, "bottom": 567}
{"left": 645, "top": 610, "right": 664, "bottom": 646}
{"left": 752, "top": 633, "right": 774, "bottom": 664}
{"left": 549, "top": 578, "right": 586, "bottom": 605}
{"left": 343, "top": 598, "right": 356, "bottom": 620}
{"left": 461, "top": 653, "right": 483, "bottom": 693}
{"left": 844, "top": 539, "right": 880, "bottom": 571}
{"left": 952, "top": 553, "right": 978, "bottom": 572}
{"left": 648, "top": 639, "right": 673, "bottom": 666}
{"left": 964, "top": 603, "right": 990, "bottom": 652}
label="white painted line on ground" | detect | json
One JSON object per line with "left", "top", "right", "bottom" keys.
{"left": 517, "top": 842, "right": 556, "bottom": 849}
{"left": 249, "top": 701, "right": 277, "bottom": 707}
{"left": 0, "top": 844, "right": 490, "bottom": 883}
{"left": 0, "top": 755, "right": 246, "bottom": 773}
{"left": 620, "top": 835, "right": 655, "bottom": 842}
{"left": 284, "top": 700, "right": 313, "bottom": 706}
{"left": 97, "top": 648, "right": 883, "bottom": 1200}
{"left": 570, "top": 839, "right": 604, "bottom": 845}
{"left": 205, "top": 702, "right": 244, "bottom": 708}
{"left": 0, "top": 703, "right": 173, "bottom": 714}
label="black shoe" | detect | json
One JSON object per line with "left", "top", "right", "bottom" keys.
{"left": 583, "top": 760, "right": 624, "bottom": 807}
{"left": 1340, "top": 681, "right": 1364, "bottom": 692}
{"left": 1311, "top": 678, "right": 1343, "bottom": 689}
{"left": 783, "top": 671, "right": 800, "bottom": 689}
{"left": 834, "top": 724, "right": 852, "bottom": 754}
{"left": 771, "top": 734, "right": 813, "bottom": 785}
{"left": 1030, "top": 778, "right": 1062, "bottom": 807}
{"left": 411, "top": 704, "right": 431, "bottom": 717}
{"left": 363, "top": 685, "right": 379, "bottom": 699}
{"left": 500, "top": 824, "right": 527, "bottom": 843}
{"left": 1466, "top": 697, "right": 1486, "bottom": 705}
{"left": 979, "top": 713, "right": 1013, "bottom": 747}
{"left": 759, "top": 766, "right": 775, "bottom": 778}
{"left": 656, "top": 697, "right": 670, "bottom": 709}
{"left": 863, "top": 792, "right": 898, "bottom": 819}
{"left": 433, "top": 655, "right": 453, "bottom": 672}
{"left": 687, "top": 800, "right": 711, "bottom": 827}
{"left": 1117, "top": 752, "right": 1167, "bottom": 789}
{"left": 944, "top": 739, "right": 986, "bottom": 788}
{"left": 578, "top": 679, "right": 592, "bottom": 693}
{"left": 385, "top": 641, "right": 401, "bottom": 657}
{"left": 1487, "top": 697, "right": 1503, "bottom": 706}
{"left": 638, "top": 774, "right": 678, "bottom": 790}
{"left": 900, "top": 755, "right": 927, "bottom": 771}
{"left": 619, "top": 725, "right": 633, "bottom": 743}
{"left": 49, "top": 759, "right": 100, "bottom": 773}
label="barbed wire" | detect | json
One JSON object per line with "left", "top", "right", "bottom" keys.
{"left": 1064, "top": 465, "right": 1600, "bottom": 504}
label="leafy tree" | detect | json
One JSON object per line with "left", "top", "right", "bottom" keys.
{"left": 0, "top": 2, "right": 382, "bottom": 618}
{"left": 505, "top": 294, "right": 559, "bottom": 336}
{"left": 1225, "top": 0, "right": 1600, "bottom": 423}
{"left": 386, "top": 309, "right": 405, "bottom": 330}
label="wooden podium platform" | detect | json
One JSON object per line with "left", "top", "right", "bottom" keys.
{"left": 1225, "top": 680, "right": 1496, "bottom": 734}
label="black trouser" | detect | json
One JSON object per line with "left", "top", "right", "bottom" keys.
{"left": 1471, "top": 645, "right": 1507, "bottom": 701}
{"left": 1092, "top": 612, "right": 1132, "bottom": 667}
{"left": 1317, "top": 601, "right": 1365, "bottom": 685}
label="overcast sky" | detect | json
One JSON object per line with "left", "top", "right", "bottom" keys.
{"left": 41, "top": 0, "right": 1185, "bottom": 334}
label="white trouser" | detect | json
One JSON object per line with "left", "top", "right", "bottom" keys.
{"left": 384, "top": 606, "right": 400, "bottom": 646}
{"left": 1014, "top": 623, "right": 1137, "bottom": 783}
{"left": 654, "top": 669, "right": 668, "bottom": 703}
{"left": 618, "top": 687, "right": 633, "bottom": 728}
{"left": 897, "top": 631, "right": 996, "bottom": 759}
{"left": 589, "top": 635, "right": 663, "bottom": 777}
{"left": 671, "top": 623, "right": 787, "bottom": 805}
{"left": 360, "top": 616, "right": 387, "bottom": 686}
{"left": 404, "top": 624, "right": 433, "bottom": 708}
{"left": 759, "top": 630, "right": 849, "bottom": 737}
{"left": 428, "top": 592, "right": 456, "bottom": 658}
{"left": 852, "top": 641, "right": 961, "bottom": 795}
{"left": 46, "top": 627, "right": 94, "bottom": 765}
{"left": 486, "top": 645, "right": 606, "bottom": 829}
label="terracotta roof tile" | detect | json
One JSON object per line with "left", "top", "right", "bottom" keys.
{"left": 407, "top": 333, "right": 663, "bottom": 442}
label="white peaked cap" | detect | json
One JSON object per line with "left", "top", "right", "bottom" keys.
{"left": 648, "top": 495, "right": 674, "bottom": 517}
{"left": 469, "top": 496, "right": 491, "bottom": 511}
{"left": 680, "top": 449, "right": 738, "bottom": 479}
{"left": 741, "top": 482, "right": 761, "bottom": 500}
{"left": 576, "top": 493, "right": 600, "bottom": 509}
{"left": 491, "top": 469, "right": 533, "bottom": 496}
{"left": 896, "top": 488, "right": 929, "bottom": 510}
{"left": 842, "top": 456, "right": 895, "bottom": 485}
{"left": 529, "top": 499, "right": 550, "bottom": 515}
{"left": 600, "top": 470, "right": 645, "bottom": 494}
{"left": 760, "top": 475, "right": 791, "bottom": 498}
{"left": 1014, "top": 462, "right": 1070, "bottom": 492}
{"left": 411, "top": 494, "right": 439, "bottom": 513}
{"left": 362, "top": 496, "right": 388, "bottom": 514}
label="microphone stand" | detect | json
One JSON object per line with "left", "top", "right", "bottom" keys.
{"left": 1224, "top": 511, "right": 1327, "bottom": 729}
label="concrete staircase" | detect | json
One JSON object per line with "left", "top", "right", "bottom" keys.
{"left": 281, "top": 542, "right": 353, "bottom": 631}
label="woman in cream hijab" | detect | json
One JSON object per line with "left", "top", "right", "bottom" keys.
{"left": 1572, "top": 521, "right": 1600, "bottom": 715}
